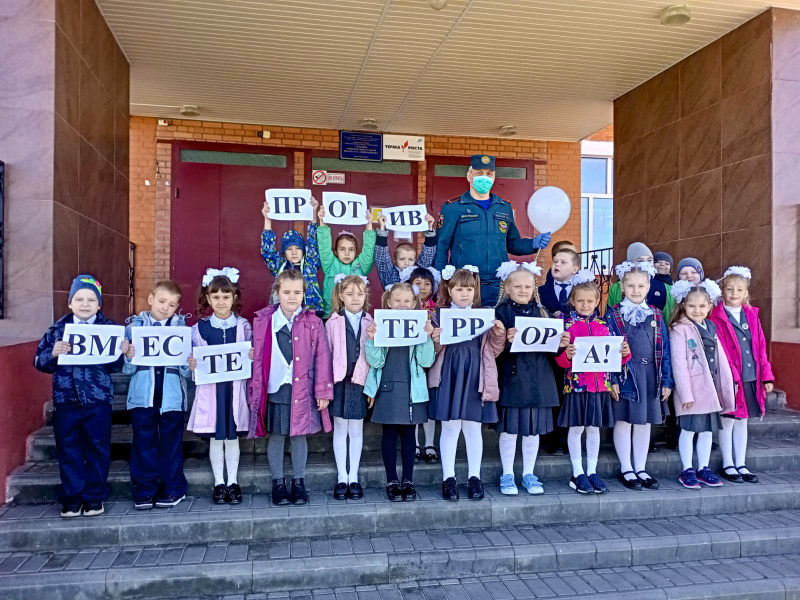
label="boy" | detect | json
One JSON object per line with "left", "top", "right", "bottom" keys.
{"left": 539, "top": 248, "right": 580, "bottom": 317}
{"left": 34, "top": 275, "right": 128, "bottom": 517}
{"left": 375, "top": 213, "right": 437, "bottom": 289}
{"left": 261, "top": 197, "right": 322, "bottom": 313}
{"left": 605, "top": 242, "right": 674, "bottom": 321}
{"left": 123, "top": 280, "right": 191, "bottom": 509}
{"left": 654, "top": 251, "right": 674, "bottom": 285}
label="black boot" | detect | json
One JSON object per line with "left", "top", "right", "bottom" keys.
{"left": 291, "top": 478, "right": 308, "bottom": 505}
{"left": 271, "top": 478, "right": 290, "bottom": 506}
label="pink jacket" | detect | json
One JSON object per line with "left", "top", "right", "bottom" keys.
{"left": 325, "top": 311, "right": 373, "bottom": 386}
{"left": 187, "top": 317, "right": 252, "bottom": 435}
{"left": 555, "top": 313, "right": 630, "bottom": 393}
{"left": 427, "top": 328, "right": 505, "bottom": 402}
{"left": 669, "top": 319, "right": 736, "bottom": 416}
{"left": 709, "top": 303, "right": 774, "bottom": 418}
{"left": 248, "top": 305, "right": 333, "bottom": 438}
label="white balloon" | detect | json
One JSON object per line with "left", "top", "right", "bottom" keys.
{"left": 527, "top": 186, "right": 571, "bottom": 234}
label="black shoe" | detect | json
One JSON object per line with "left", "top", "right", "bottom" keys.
{"left": 618, "top": 472, "right": 642, "bottom": 490}
{"left": 424, "top": 446, "right": 440, "bottom": 463}
{"left": 442, "top": 477, "right": 459, "bottom": 501}
{"left": 271, "top": 478, "right": 290, "bottom": 506}
{"left": 467, "top": 476, "right": 484, "bottom": 500}
{"left": 83, "top": 502, "right": 104, "bottom": 517}
{"left": 291, "top": 478, "right": 308, "bottom": 505}
{"left": 415, "top": 446, "right": 422, "bottom": 462}
{"left": 664, "top": 439, "right": 678, "bottom": 451}
{"left": 212, "top": 484, "right": 227, "bottom": 504}
{"left": 737, "top": 466, "right": 759, "bottom": 483}
{"left": 154, "top": 494, "right": 185, "bottom": 508}
{"left": 721, "top": 466, "right": 743, "bottom": 483}
{"left": 649, "top": 442, "right": 660, "bottom": 453}
{"left": 402, "top": 480, "right": 417, "bottom": 501}
{"left": 226, "top": 483, "right": 242, "bottom": 504}
{"left": 636, "top": 471, "right": 659, "bottom": 490}
{"left": 386, "top": 480, "right": 403, "bottom": 502}
{"left": 60, "top": 504, "right": 82, "bottom": 518}
{"left": 348, "top": 482, "right": 364, "bottom": 500}
{"left": 333, "top": 482, "right": 348, "bottom": 501}
{"left": 134, "top": 496, "right": 154, "bottom": 510}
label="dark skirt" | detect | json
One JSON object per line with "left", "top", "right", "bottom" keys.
{"left": 266, "top": 384, "right": 292, "bottom": 436}
{"left": 613, "top": 396, "right": 669, "bottom": 425}
{"left": 330, "top": 380, "right": 367, "bottom": 420}
{"left": 371, "top": 379, "right": 428, "bottom": 425}
{"left": 428, "top": 387, "right": 498, "bottom": 424}
{"left": 558, "top": 392, "right": 615, "bottom": 429}
{"left": 197, "top": 381, "right": 239, "bottom": 440}
{"left": 495, "top": 406, "right": 553, "bottom": 436}
{"left": 679, "top": 412, "right": 722, "bottom": 433}
{"left": 722, "top": 381, "right": 762, "bottom": 420}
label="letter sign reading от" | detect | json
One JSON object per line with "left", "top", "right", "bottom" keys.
{"left": 58, "top": 324, "right": 126, "bottom": 365}
{"left": 192, "top": 342, "right": 253, "bottom": 385}
{"left": 373, "top": 310, "right": 429, "bottom": 348}
{"left": 322, "top": 192, "right": 368, "bottom": 225}
{"left": 265, "top": 189, "right": 314, "bottom": 221}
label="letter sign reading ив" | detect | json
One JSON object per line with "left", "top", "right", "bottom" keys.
{"left": 265, "top": 188, "right": 314, "bottom": 221}
{"left": 380, "top": 204, "right": 429, "bottom": 233}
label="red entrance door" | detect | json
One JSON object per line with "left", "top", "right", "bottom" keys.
{"left": 171, "top": 142, "right": 295, "bottom": 321}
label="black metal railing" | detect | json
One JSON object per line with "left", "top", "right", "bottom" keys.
{"left": 129, "top": 242, "right": 136, "bottom": 315}
{"left": 579, "top": 247, "right": 614, "bottom": 306}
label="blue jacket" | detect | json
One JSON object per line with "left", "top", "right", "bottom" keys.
{"left": 538, "top": 276, "right": 572, "bottom": 317}
{"left": 122, "top": 311, "right": 191, "bottom": 413}
{"left": 34, "top": 312, "right": 123, "bottom": 406}
{"left": 260, "top": 224, "right": 322, "bottom": 312}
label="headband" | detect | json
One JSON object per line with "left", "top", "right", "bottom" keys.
{"left": 496, "top": 260, "right": 542, "bottom": 281}
{"left": 385, "top": 282, "right": 420, "bottom": 295}
{"left": 202, "top": 267, "right": 240, "bottom": 287}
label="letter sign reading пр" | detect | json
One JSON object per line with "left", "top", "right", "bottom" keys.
{"left": 323, "top": 191, "right": 368, "bottom": 225}
{"left": 131, "top": 326, "right": 192, "bottom": 367}
{"left": 373, "top": 309, "right": 429, "bottom": 348}
{"left": 58, "top": 324, "right": 126, "bottom": 365}
{"left": 193, "top": 342, "right": 253, "bottom": 385}
{"left": 510, "top": 318, "right": 564, "bottom": 353}
{"left": 572, "top": 336, "right": 624, "bottom": 373}
{"left": 265, "top": 188, "right": 314, "bottom": 221}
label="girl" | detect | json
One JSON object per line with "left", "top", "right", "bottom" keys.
{"left": 494, "top": 261, "right": 560, "bottom": 495}
{"left": 317, "top": 205, "right": 376, "bottom": 318}
{"left": 402, "top": 265, "right": 441, "bottom": 463}
{"left": 428, "top": 266, "right": 505, "bottom": 501}
{"left": 606, "top": 262, "right": 673, "bottom": 490}
{"left": 248, "top": 269, "right": 333, "bottom": 506}
{"left": 188, "top": 268, "right": 252, "bottom": 505}
{"left": 364, "top": 282, "right": 435, "bottom": 501}
{"left": 669, "top": 279, "right": 736, "bottom": 489}
{"left": 325, "top": 274, "right": 373, "bottom": 500}
{"left": 710, "top": 266, "right": 774, "bottom": 484}
{"left": 556, "top": 269, "right": 629, "bottom": 494}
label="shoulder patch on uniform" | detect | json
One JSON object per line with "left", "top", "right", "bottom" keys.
{"left": 444, "top": 196, "right": 460, "bottom": 205}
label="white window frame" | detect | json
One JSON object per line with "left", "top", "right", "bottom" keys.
{"left": 580, "top": 141, "right": 613, "bottom": 254}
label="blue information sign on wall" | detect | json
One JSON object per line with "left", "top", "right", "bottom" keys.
{"left": 340, "top": 131, "right": 382, "bottom": 162}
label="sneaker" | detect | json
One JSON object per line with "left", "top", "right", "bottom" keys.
{"left": 679, "top": 468, "right": 701, "bottom": 489}
{"left": 386, "top": 480, "right": 403, "bottom": 502}
{"left": 569, "top": 474, "right": 594, "bottom": 494}
{"left": 83, "top": 502, "right": 104, "bottom": 517}
{"left": 697, "top": 467, "right": 723, "bottom": 487}
{"left": 134, "top": 496, "right": 154, "bottom": 510}
{"left": 500, "top": 474, "right": 518, "bottom": 495}
{"left": 212, "top": 484, "right": 227, "bottom": 505}
{"left": 467, "top": 476, "right": 484, "bottom": 500}
{"left": 588, "top": 474, "right": 607, "bottom": 494}
{"left": 154, "top": 494, "right": 185, "bottom": 508}
{"left": 226, "top": 483, "right": 243, "bottom": 504}
{"left": 60, "top": 504, "right": 82, "bottom": 518}
{"left": 522, "top": 473, "right": 544, "bottom": 495}
{"left": 442, "top": 477, "right": 459, "bottom": 501}
{"left": 401, "top": 480, "right": 417, "bottom": 501}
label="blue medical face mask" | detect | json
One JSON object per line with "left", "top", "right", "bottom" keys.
{"left": 471, "top": 174, "right": 494, "bottom": 194}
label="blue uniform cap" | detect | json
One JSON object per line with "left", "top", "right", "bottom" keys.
{"left": 470, "top": 154, "right": 495, "bottom": 170}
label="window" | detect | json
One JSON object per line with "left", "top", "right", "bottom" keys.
{"left": 580, "top": 152, "right": 613, "bottom": 256}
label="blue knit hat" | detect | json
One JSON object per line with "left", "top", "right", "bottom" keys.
{"left": 281, "top": 230, "right": 304, "bottom": 255}
{"left": 69, "top": 274, "right": 102, "bottom": 306}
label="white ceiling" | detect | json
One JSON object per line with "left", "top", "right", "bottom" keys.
{"left": 99, "top": 0, "right": 800, "bottom": 142}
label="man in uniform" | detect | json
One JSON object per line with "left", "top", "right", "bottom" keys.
{"left": 434, "top": 154, "right": 552, "bottom": 306}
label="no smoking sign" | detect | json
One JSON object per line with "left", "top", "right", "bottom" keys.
{"left": 312, "top": 170, "right": 327, "bottom": 185}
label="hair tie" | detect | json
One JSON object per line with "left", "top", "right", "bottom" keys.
{"left": 399, "top": 266, "right": 416, "bottom": 283}
{"left": 699, "top": 278, "right": 722, "bottom": 303}
{"left": 412, "top": 284, "right": 420, "bottom": 295}
{"left": 428, "top": 267, "right": 441, "bottom": 292}
{"left": 723, "top": 265, "right": 752, "bottom": 280}
{"left": 670, "top": 279, "right": 693, "bottom": 303}
{"left": 333, "top": 273, "right": 347, "bottom": 285}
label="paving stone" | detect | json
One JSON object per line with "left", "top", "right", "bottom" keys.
{"left": 537, "top": 576, "right": 574, "bottom": 596}
{"left": 482, "top": 581, "right": 513, "bottom": 600}
{"left": 90, "top": 549, "right": 120, "bottom": 569}
{"left": 65, "top": 550, "right": 99, "bottom": 570}
{"left": 520, "top": 576, "right": 557, "bottom": 598}
{"left": 16, "top": 553, "right": 50, "bottom": 573}
{"left": 181, "top": 545, "right": 206, "bottom": 564}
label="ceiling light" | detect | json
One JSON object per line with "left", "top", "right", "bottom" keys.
{"left": 359, "top": 118, "right": 379, "bottom": 130}
{"left": 498, "top": 125, "right": 517, "bottom": 137}
{"left": 659, "top": 5, "right": 691, "bottom": 26}
{"left": 179, "top": 104, "right": 200, "bottom": 117}
{"left": 430, "top": 0, "right": 447, "bottom": 9}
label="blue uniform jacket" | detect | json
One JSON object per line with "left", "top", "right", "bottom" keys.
{"left": 34, "top": 312, "right": 123, "bottom": 406}
{"left": 538, "top": 274, "right": 572, "bottom": 317}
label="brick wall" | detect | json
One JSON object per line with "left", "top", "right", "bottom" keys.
{"left": 129, "top": 117, "right": 581, "bottom": 311}
{"left": 586, "top": 125, "right": 614, "bottom": 142}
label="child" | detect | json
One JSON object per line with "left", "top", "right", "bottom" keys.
{"left": 187, "top": 268, "right": 252, "bottom": 505}
{"left": 556, "top": 270, "right": 629, "bottom": 494}
{"left": 494, "top": 261, "right": 560, "bottom": 495}
{"left": 260, "top": 197, "right": 322, "bottom": 313}
{"left": 249, "top": 269, "right": 333, "bottom": 505}
{"left": 669, "top": 279, "right": 736, "bottom": 489}
{"left": 325, "top": 274, "right": 373, "bottom": 500}
{"left": 34, "top": 275, "right": 129, "bottom": 517}
{"left": 538, "top": 248, "right": 580, "bottom": 317}
{"left": 606, "top": 262, "right": 673, "bottom": 490}
{"left": 654, "top": 252, "right": 674, "bottom": 285}
{"left": 710, "top": 266, "right": 774, "bottom": 484}
{"left": 364, "top": 282, "right": 435, "bottom": 501}
{"left": 318, "top": 205, "right": 377, "bottom": 318}
{"left": 606, "top": 243, "right": 675, "bottom": 321}
{"left": 123, "top": 280, "right": 190, "bottom": 509}
{"left": 429, "top": 266, "right": 505, "bottom": 501}
{"left": 375, "top": 213, "right": 437, "bottom": 289}
{"left": 677, "top": 258, "right": 704, "bottom": 285}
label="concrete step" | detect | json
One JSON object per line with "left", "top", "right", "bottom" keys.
{"left": 43, "top": 394, "right": 131, "bottom": 426}
{"left": 2, "top": 472, "right": 800, "bottom": 553}
{"left": 7, "top": 437, "right": 800, "bottom": 504}
{"left": 2, "top": 510, "right": 800, "bottom": 599}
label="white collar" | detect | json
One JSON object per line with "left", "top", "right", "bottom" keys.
{"left": 619, "top": 298, "right": 654, "bottom": 326}
{"left": 273, "top": 306, "right": 303, "bottom": 331}
{"left": 554, "top": 279, "right": 572, "bottom": 288}
{"left": 725, "top": 304, "right": 743, "bottom": 317}
{"left": 73, "top": 314, "right": 98, "bottom": 325}
{"left": 210, "top": 313, "right": 237, "bottom": 329}
{"left": 450, "top": 302, "right": 472, "bottom": 309}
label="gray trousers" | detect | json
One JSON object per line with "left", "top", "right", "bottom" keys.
{"left": 267, "top": 434, "right": 308, "bottom": 481}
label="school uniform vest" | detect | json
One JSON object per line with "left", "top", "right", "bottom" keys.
{"left": 695, "top": 320, "right": 718, "bottom": 376}
{"left": 344, "top": 317, "right": 360, "bottom": 379}
{"left": 728, "top": 311, "right": 757, "bottom": 382}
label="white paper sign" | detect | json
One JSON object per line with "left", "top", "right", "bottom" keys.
{"left": 373, "top": 309, "right": 428, "bottom": 348}
{"left": 439, "top": 308, "right": 495, "bottom": 345}
{"left": 131, "top": 326, "right": 192, "bottom": 367}
{"left": 265, "top": 188, "right": 313, "bottom": 221}
{"left": 572, "top": 336, "right": 624, "bottom": 373}
{"left": 383, "top": 134, "right": 425, "bottom": 161}
{"left": 323, "top": 192, "right": 368, "bottom": 225}
{"left": 193, "top": 342, "right": 253, "bottom": 384}
{"left": 510, "top": 318, "right": 564, "bottom": 353}
{"left": 58, "top": 323, "right": 126, "bottom": 365}
{"left": 382, "top": 204, "right": 428, "bottom": 233}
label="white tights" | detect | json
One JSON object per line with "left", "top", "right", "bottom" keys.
{"left": 567, "top": 426, "right": 600, "bottom": 477}
{"left": 333, "top": 417, "right": 364, "bottom": 484}
{"left": 415, "top": 420, "right": 436, "bottom": 451}
{"left": 209, "top": 439, "right": 240, "bottom": 486}
{"left": 613, "top": 421, "right": 652, "bottom": 481}
{"left": 439, "top": 419, "right": 483, "bottom": 479}
{"left": 719, "top": 418, "right": 750, "bottom": 473}
{"left": 678, "top": 429, "right": 713, "bottom": 471}
{"left": 498, "top": 433, "right": 539, "bottom": 477}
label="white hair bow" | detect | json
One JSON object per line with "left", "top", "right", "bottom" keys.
{"left": 335, "top": 273, "right": 369, "bottom": 286}
{"left": 700, "top": 279, "right": 722, "bottom": 303}
{"left": 670, "top": 279, "right": 693, "bottom": 303}
{"left": 615, "top": 261, "right": 655, "bottom": 279}
{"left": 399, "top": 266, "right": 416, "bottom": 283}
{"left": 202, "top": 267, "right": 240, "bottom": 287}
{"left": 724, "top": 265, "right": 752, "bottom": 280}
{"left": 495, "top": 261, "right": 519, "bottom": 281}
{"left": 463, "top": 265, "right": 479, "bottom": 274}
{"left": 521, "top": 262, "right": 542, "bottom": 277}
{"left": 442, "top": 265, "right": 456, "bottom": 281}
{"left": 571, "top": 269, "right": 595, "bottom": 286}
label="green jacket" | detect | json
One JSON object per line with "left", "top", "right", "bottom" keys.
{"left": 605, "top": 280, "right": 675, "bottom": 323}
{"left": 318, "top": 226, "right": 376, "bottom": 317}
{"left": 364, "top": 338, "right": 435, "bottom": 403}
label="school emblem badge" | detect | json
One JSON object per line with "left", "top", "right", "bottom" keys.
{"left": 498, "top": 220, "right": 508, "bottom": 233}
{"left": 481, "top": 155, "right": 491, "bottom": 164}
{"left": 437, "top": 213, "right": 444, "bottom": 229}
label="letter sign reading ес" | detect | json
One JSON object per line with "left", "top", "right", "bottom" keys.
{"left": 572, "top": 336, "right": 624, "bottom": 373}
{"left": 322, "top": 192, "right": 368, "bottom": 225}
{"left": 509, "top": 318, "right": 564, "bottom": 353}
{"left": 265, "top": 188, "right": 314, "bottom": 221}
{"left": 131, "top": 326, "right": 192, "bottom": 367}
{"left": 58, "top": 324, "right": 126, "bottom": 365}
{"left": 193, "top": 342, "right": 253, "bottom": 385}
{"left": 373, "top": 309, "right": 428, "bottom": 348}
{"left": 439, "top": 308, "right": 495, "bottom": 345}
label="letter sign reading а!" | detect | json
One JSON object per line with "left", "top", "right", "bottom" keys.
{"left": 265, "top": 188, "right": 314, "bottom": 221}
{"left": 58, "top": 324, "right": 126, "bottom": 365}
{"left": 572, "top": 336, "right": 624, "bottom": 373}
{"left": 373, "top": 309, "right": 429, "bottom": 348}
{"left": 322, "top": 192, "right": 368, "bottom": 225}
